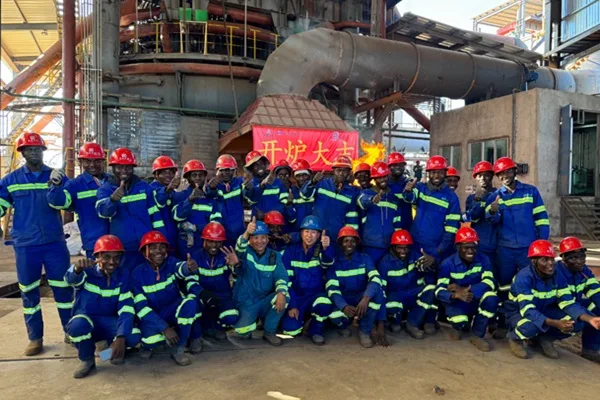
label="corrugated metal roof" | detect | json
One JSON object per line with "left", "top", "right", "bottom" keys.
{"left": 473, "top": 0, "right": 543, "bottom": 28}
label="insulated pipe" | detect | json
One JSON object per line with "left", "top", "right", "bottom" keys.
{"left": 207, "top": 3, "right": 273, "bottom": 26}
{"left": 119, "top": 63, "right": 262, "bottom": 79}
{"left": 63, "top": 0, "right": 76, "bottom": 181}
{"left": 257, "top": 28, "right": 593, "bottom": 101}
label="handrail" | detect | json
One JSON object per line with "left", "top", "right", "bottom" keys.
{"left": 561, "top": 197, "right": 599, "bottom": 240}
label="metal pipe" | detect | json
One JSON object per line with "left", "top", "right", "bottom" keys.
{"left": 244, "top": 0, "right": 248, "bottom": 59}
{"left": 102, "top": 92, "right": 162, "bottom": 103}
{"left": 332, "top": 21, "right": 371, "bottom": 30}
{"left": 63, "top": 0, "right": 76, "bottom": 181}
{"left": 257, "top": 28, "right": 598, "bottom": 101}
{"left": 119, "top": 63, "right": 262, "bottom": 79}
{"left": 207, "top": 3, "right": 272, "bottom": 26}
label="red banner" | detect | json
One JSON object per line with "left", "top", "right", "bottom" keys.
{"left": 252, "top": 126, "right": 359, "bottom": 171}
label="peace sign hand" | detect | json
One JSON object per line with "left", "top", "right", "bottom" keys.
{"left": 220, "top": 246, "right": 240, "bottom": 266}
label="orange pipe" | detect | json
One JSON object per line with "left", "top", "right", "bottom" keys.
{"left": 207, "top": 3, "right": 272, "bottom": 26}
{"left": 29, "top": 106, "right": 62, "bottom": 133}
{"left": 119, "top": 63, "right": 261, "bottom": 79}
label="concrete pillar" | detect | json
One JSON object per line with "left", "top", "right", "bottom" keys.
{"left": 102, "top": 0, "right": 120, "bottom": 146}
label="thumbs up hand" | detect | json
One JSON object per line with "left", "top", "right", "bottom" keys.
{"left": 261, "top": 170, "right": 275, "bottom": 188}
{"left": 321, "top": 230, "right": 330, "bottom": 250}
{"left": 416, "top": 248, "right": 436, "bottom": 271}
{"left": 372, "top": 189, "right": 384, "bottom": 204}
{"left": 186, "top": 253, "right": 198, "bottom": 272}
{"left": 286, "top": 189, "right": 294, "bottom": 206}
{"left": 111, "top": 181, "right": 127, "bottom": 202}
{"left": 490, "top": 195, "right": 501, "bottom": 214}
{"left": 246, "top": 216, "right": 257, "bottom": 235}
{"left": 50, "top": 169, "right": 65, "bottom": 186}
{"left": 189, "top": 183, "right": 205, "bottom": 202}
{"left": 405, "top": 178, "right": 417, "bottom": 192}
{"left": 166, "top": 172, "right": 181, "bottom": 193}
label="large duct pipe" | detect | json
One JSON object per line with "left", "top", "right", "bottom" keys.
{"left": 257, "top": 28, "right": 597, "bottom": 101}
{"left": 120, "top": 63, "right": 261, "bottom": 79}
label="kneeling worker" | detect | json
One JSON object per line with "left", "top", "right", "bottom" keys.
{"left": 327, "top": 227, "right": 384, "bottom": 348}
{"left": 505, "top": 239, "right": 600, "bottom": 359}
{"left": 65, "top": 235, "right": 140, "bottom": 378}
{"left": 436, "top": 227, "right": 498, "bottom": 352}
{"left": 233, "top": 218, "right": 289, "bottom": 346}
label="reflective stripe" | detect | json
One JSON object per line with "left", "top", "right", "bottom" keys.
{"left": 283, "top": 327, "right": 303, "bottom": 336}
{"left": 142, "top": 333, "right": 166, "bottom": 344}
{"left": 0, "top": 197, "right": 12, "bottom": 209}
{"left": 77, "top": 190, "right": 97, "bottom": 199}
{"left": 192, "top": 204, "right": 212, "bottom": 212}
{"left": 587, "top": 287, "right": 600, "bottom": 298}
{"left": 532, "top": 205, "right": 546, "bottom": 214}
{"left": 147, "top": 206, "right": 159, "bottom": 215}
{"left": 246, "top": 254, "right": 276, "bottom": 272}
{"left": 444, "top": 226, "right": 458, "bottom": 234}
{"left": 482, "top": 279, "right": 495, "bottom": 290}
{"left": 386, "top": 301, "right": 403, "bottom": 309}
{"left": 378, "top": 201, "right": 398, "bottom": 210}
{"left": 56, "top": 302, "right": 73, "bottom": 309}
{"left": 326, "top": 279, "right": 339, "bottom": 288}
{"left": 346, "top": 224, "right": 359, "bottom": 229}
{"left": 287, "top": 269, "right": 294, "bottom": 277}
{"left": 520, "top": 303, "right": 535, "bottom": 317}
{"left": 48, "top": 279, "right": 69, "bottom": 288}
{"left": 293, "top": 197, "right": 314, "bottom": 204}
{"left": 23, "top": 304, "right": 42, "bottom": 315}
{"left": 290, "top": 260, "right": 321, "bottom": 269}
{"left": 49, "top": 189, "right": 72, "bottom": 210}
{"left": 450, "top": 266, "right": 482, "bottom": 280}
{"left": 70, "top": 333, "right": 92, "bottom": 343}
{"left": 478, "top": 308, "right": 495, "bottom": 318}
{"left": 84, "top": 282, "right": 120, "bottom": 297}
{"left": 210, "top": 212, "right": 222, "bottom": 220}
{"left": 312, "top": 297, "right": 332, "bottom": 307}
{"left": 198, "top": 266, "right": 228, "bottom": 277}
{"left": 121, "top": 193, "right": 147, "bottom": 203}
{"left": 393, "top": 216, "right": 402, "bottom": 223}
{"left": 328, "top": 290, "right": 342, "bottom": 296}
{"left": 19, "top": 280, "right": 41, "bottom": 293}
{"left": 388, "top": 266, "right": 415, "bottom": 278}
{"left": 311, "top": 314, "right": 328, "bottom": 322}
{"left": 482, "top": 271, "right": 494, "bottom": 279}
{"left": 8, "top": 183, "right": 48, "bottom": 193}
{"left": 557, "top": 288, "right": 570, "bottom": 297}
{"left": 437, "top": 277, "right": 450, "bottom": 285}
{"left": 371, "top": 276, "right": 383, "bottom": 286}
{"left": 71, "top": 314, "right": 94, "bottom": 327}
{"left": 368, "top": 302, "right": 381, "bottom": 310}
{"left": 419, "top": 192, "right": 449, "bottom": 208}
{"left": 346, "top": 211, "right": 359, "bottom": 217}
{"left": 329, "top": 310, "right": 347, "bottom": 319}
{"left": 221, "top": 188, "right": 241, "bottom": 200}
{"left": 152, "top": 220, "right": 165, "bottom": 228}
{"left": 119, "top": 292, "right": 133, "bottom": 301}
{"left": 499, "top": 285, "right": 512, "bottom": 292}
{"left": 335, "top": 268, "right": 366, "bottom": 277}
{"left": 447, "top": 315, "right": 469, "bottom": 323}
{"left": 263, "top": 188, "right": 280, "bottom": 196}
{"left": 235, "top": 322, "right": 257, "bottom": 334}
{"left": 534, "top": 219, "right": 549, "bottom": 226}
{"left": 142, "top": 275, "right": 176, "bottom": 293}
{"left": 445, "top": 214, "right": 461, "bottom": 221}
{"left": 118, "top": 305, "right": 135, "bottom": 315}
{"left": 134, "top": 294, "right": 146, "bottom": 303}
{"left": 138, "top": 306, "right": 153, "bottom": 318}
{"left": 317, "top": 188, "right": 351, "bottom": 204}
{"left": 219, "top": 309, "right": 239, "bottom": 319}
{"left": 559, "top": 299, "right": 575, "bottom": 309}
{"left": 499, "top": 197, "right": 533, "bottom": 206}
{"left": 416, "top": 299, "right": 432, "bottom": 310}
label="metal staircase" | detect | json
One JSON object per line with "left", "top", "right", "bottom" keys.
{"left": 561, "top": 196, "right": 600, "bottom": 240}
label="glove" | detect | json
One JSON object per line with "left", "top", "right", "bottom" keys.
{"left": 50, "top": 169, "right": 65, "bottom": 186}
{"left": 200, "top": 290, "right": 220, "bottom": 309}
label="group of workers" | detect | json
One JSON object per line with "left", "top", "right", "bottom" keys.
{"left": 3, "top": 131, "right": 600, "bottom": 379}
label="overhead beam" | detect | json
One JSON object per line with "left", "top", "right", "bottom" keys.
{"left": 1, "top": 43, "right": 19, "bottom": 72}
{"left": 13, "top": 56, "right": 39, "bottom": 63}
{"left": 1, "top": 23, "right": 57, "bottom": 30}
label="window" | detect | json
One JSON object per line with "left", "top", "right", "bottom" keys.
{"left": 440, "top": 145, "right": 461, "bottom": 168}
{"left": 468, "top": 138, "right": 508, "bottom": 169}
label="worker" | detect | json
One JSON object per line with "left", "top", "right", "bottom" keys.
{"left": 132, "top": 231, "right": 202, "bottom": 366}
{"left": 327, "top": 226, "right": 384, "bottom": 348}
{"left": 281, "top": 216, "right": 334, "bottom": 345}
{"left": 273, "top": 159, "right": 293, "bottom": 190}
{"left": 184, "top": 222, "right": 239, "bottom": 341}
{"left": 435, "top": 227, "right": 497, "bottom": 352}
{"left": 0, "top": 132, "right": 73, "bottom": 356}
{"left": 378, "top": 230, "right": 434, "bottom": 339}
{"left": 264, "top": 210, "right": 294, "bottom": 254}
{"left": 47, "top": 142, "right": 109, "bottom": 258}
{"left": 413, "top": 160, "right": 423, "bottom": 182}
{"left": 172, "top": 159, "right": 222, "bottom": 257}
{"left": 556, "top": 237, "right": 600, "bottom": 362}
{"left": 446, "top": 167, "right": 460, "bottom": 192}
{"left": 289, "top": 159, "right": 314, "bottom": 231}
{"left": 485, "top": 156, "right": 550, "bottom": 339}
{"left": 149, "top": 156, "right": 187, "bottom": 252}
{"left": 96, "top": 148, "right": 166, "bottom": 270}
{"left": 65, "top": 235, "right": 140, "bottom": 378}
{"left": 233, "top": 217, "right": 289, "bottom": 345}
{"left": 388, "top": 152, "right": 413, "bottom": 230}
{"left": 357, "top": 162, "right": 403, "bottom": 264}
{"left": 301, "top": 155, "right": 360, "bottom": 237}
{"left": 354, "top": 163, "right": 372, "bottom": 190}
{"left": 402, "top": 155, "right": 461, "bottom": 334}
{"left": 205, "top": 154, "right": 245, "bottom": 247}
{"left": 505, "top": 239, "right": 600, "bottom": 359}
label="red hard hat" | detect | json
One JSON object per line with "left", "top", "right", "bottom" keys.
{"left": 16, "top": 132, "right": 46, "bottom": 152}
{"left": 332, "top": 155, "right": 352, "bottom": 169}
{"left": 527, "top": 239, "right": 557, "bottom": 259}
{"left": 455, "top": 227, "right": 479, "bottom": 244}
{"left": 354, "top": 162, "right": 371, "bottom": 174}
{"left": 273, "top": 159, "right": 292, "bottom": 173}
{"left": 109, "top": 148, "right": 137, "bottom": 166}
{"left": 264, "top": 210, "right": 285, "bottom": 226}
{"left": 139, "top": 230, "right": 169, "bottom": 251}
{"left": 391, "top": 229, "right": 413, "bottom": 246}
{"left": 494, "top": 157, "right": 517, "bottom": 174}
{"left": 291, "top": 159, "right": 311, "bottom": 173}
{"left": 387, "top": 152, "right": 406, "bottom": 165}
{"left": 216, "top": 154, "right": 238, "bottom": 170}
{"left": 152, "top": 156, "right": 177, "bottom": 173}
{"left": 559, "top": 236, "right": 586, "bottom": 255}
{"left": 472, "top": 161, "right": 494, "bottom": 178}
{"left": 446, "top": 167, "right": 460, "bottom": 179}
{"left": 337, "top": 226, "right": 360, "bottom": 244}
{"left": 93, "top": 235, "right": 125, "bottom": 255}
{"left": 201, "top": 222, "right": 227, "bottom": 242}
{"left": 183, "top": 159, "right": 206, "bottom": 176}
{"left": 370, "top": 161, "right": 390, "bottom": 179}
{"left": 245, "top": 151, "right": 269, "bottom": 169}
{"left": 78, "top": 143, "right": 105, "bottom": 160}
{"left": 426, "top": 155, "right": 448, "bottom": 171}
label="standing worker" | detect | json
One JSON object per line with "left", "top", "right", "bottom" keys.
{"left": 413, "top": 160, "right": 423, "bottom": 182}
{"left": 388, "top": 152, "right": 413, "bottom": 230}
{"left": 289, "top": 159, "right": 314, "bottom": 232}
{"left": 0, "top": 132, "right": 73, "bottom": 356}
{"left": 445, "top": 167, "right": 460, "bottom": 192}
{"left": 96, "top": 148, "right": 167, "bottom": 269}
{"left": 47, "top": 143, "right": 109, "bottom": 258}
{"left": 354, "top": 163, "right": 372, "bottom": 190}
{"left": 485, "top": 156, "right": 549, "bottom": 339}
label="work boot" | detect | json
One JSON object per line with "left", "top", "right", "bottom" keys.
{"left": 214, "top": 330, "right": 227, "bottom": 341}
{"left": 337, "top": 328, "right": 351, "bottom": 338}
{"left": 447, "top": 328, "right": 462, "bottom": 341}
{"left": 539, "top": 338, "right": 559, "bottom": 359}
{"left": 359, "top": 331, "right": 374, "bottom": 348}
{"left": 189, "top": 338, "right": 203, "bottom": 354}
{"left": 171, "top": 347, "right": 192, "bottom": 366}
{"left": 492, "top": 328, "right": 508, "bottom": 340}
{"left": 390, "top": 323, "right": 403, "bottom": 333}
{"left": 138, "top": 347, "right": 153, "bottom": 359}
{"left": 73, "top": 359, "right": 96, "bottom": 379}
{"left": 64, "top": 333, "right": 71, "bottom": 345}
{"left": 24, "top": 339, "right": 43, "bottom": 356}
{"left": 469, "top": 335, "right": 491, "bottom": 352}
{"left": 263, "top": 333, "right": 283, "bottom": 346}
{"left": 582, "top": 348, "right": 600, "bottom": 363}
{"left": 424, "top": 323, "right": 437, "bottom": 335}
{"left": 311, "top": 334, "right": 325, "bottom": 346}
{"left": 406, "top": 324, "right": 425, "bottom": 340}
{"left": 509, "top": 339, "right": 529, "bottom": 359}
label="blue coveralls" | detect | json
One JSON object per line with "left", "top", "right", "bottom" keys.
{"left": 378, "top": 250, "right": 435, "bottom": 327}
{"left": 47, "top": 171, "right": 110, "bottom": 258}
{"left": 131, "top": 257, "right": 201, "bottom": 349}
{"left": 358, "top": 189, "right": 403, "bottom": 264}
{"left": 290, "top": 185, "right": 314, "bottom": 232}
{"left": 232, "top": 236, "right": 289, "bottom": 336}
{"left": 436, "top": 253, "right": 498, "bottom": 337}
{"left": 326, "top": 251, "right": 384, "bottom": 334}
{"left": 205, "top": 177, "right": 246, "bottom": 247}
{"left": 463, "top": 191, "right": 497, "bottom": 265}
{"left": 149, "top": 180, "right": 190, "bottom": 254}
{"left": 301, "top": 178, "right": 360, "bottom": 237}
{"left": 172, "top": 187, "right": 222, "bottom": 257}
{"left": 0, "top": 165, "right": 73, "bottom": 340}
{"left": 556, "top": 262, "right": 600, "bottom": 352}
{"left": 185, "top": 249, "right": 239, "bottom": 332}
{"left": 280, "top": 242, "right": 335, "bottom": 337}
{"left": 505, "top": 265, "right": 588, "bottom": 342}
{"left": 96, "top": 176, "right": 167, "bottom": 269}
{"left": 244, "top": 176, "right": 296, "bottom": 225}
{"left": 485, "top": 182, "right": 549, "bottom": 314}
{"left": 389, "top": 177, "right": 413, "bottom": 231}
{"left": 65, "top": 265, "right": 140, "bottom": 361}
